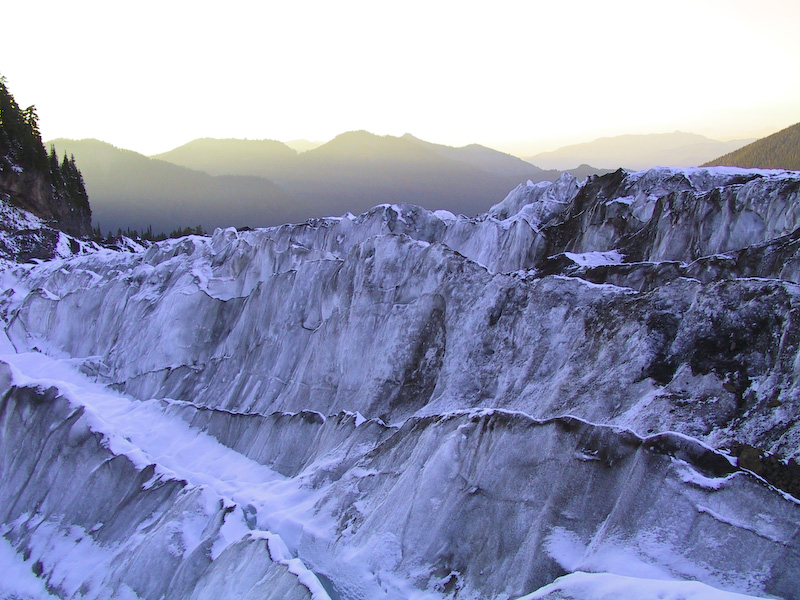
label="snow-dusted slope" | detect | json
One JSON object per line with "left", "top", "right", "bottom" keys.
{"left": 0, "top": 198, "right": 96, "bottom": 267}
{"left": 2, "top": 167, "right": 800, "bottom": 599}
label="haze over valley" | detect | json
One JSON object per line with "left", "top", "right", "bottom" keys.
{"left": 48, "top": 128, "right": 766, "bottom": 236}
{"left": 526, "top": 131, "right": 755, "bottom": 171}
{"left": 49, "top": 132, "right": 611, "bottom": 234}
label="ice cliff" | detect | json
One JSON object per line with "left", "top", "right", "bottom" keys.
{"left": 1, "top": 166, "right": 800, "bottom": 599}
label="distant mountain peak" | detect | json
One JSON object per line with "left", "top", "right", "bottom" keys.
{"left": 153, "top": 137, "right": 296, "bottom": 156}
{"left": 527, "top": 131, "right": 754, "bottom": 171}
{"left": 329, "top": 130, "right": 382, "bottom": 142}
{"left": 307, "top": 130, "right": 434, "bottom": 161}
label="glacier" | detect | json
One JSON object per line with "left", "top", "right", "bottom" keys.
{"left": 1, "top": 166, "right": 800, "bottom": 599}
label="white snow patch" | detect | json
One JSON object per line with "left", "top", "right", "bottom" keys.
{"left": 563, "top": 250, "right": 624, "bottom": 267}
{"left": 545, "top": 528, "right": 674, "bottom": 582}
{"left": 262, "top": 533, "right": 331, "bottom": 599}
{"left": 211, "top": 506, "right": 252, "bottom": 560}
{"left": 54, "top": 233, "right": 73, "bottom": 259}
{"left": 390, "top": 205, "right": 407, "bottom": 224}
{"left": 519, "top": 571, "right": 771, "bottom": 600}
{"left": 354, "top": 411, "right": 367, "bottom": 427}
{"left": 0, "top": 536, "right": 59, "bottom": 599}
{"left": 38, "top": 287, "right": 61, "bottom": 301}
{"left": 607, "top": 195, "right": 635, "bottom": 206}
{"left": 675, "top": 461, "right": 735, "bottom": 490}
{"left": 13, "top": 519, "right": 119, "bottom": 598}
{"left": 432, "top": 209, "right": 457, "bottom": 222}
{"left": 544, "top": 527, "right": 585, "bottom": 571}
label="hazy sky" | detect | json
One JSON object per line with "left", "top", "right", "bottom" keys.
{"left": 3, "top": 0, "right": 799, "bottom": 156}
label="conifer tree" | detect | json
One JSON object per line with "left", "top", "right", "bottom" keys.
{"left": 48, "top": 145, "right": 63, "bottom": 188}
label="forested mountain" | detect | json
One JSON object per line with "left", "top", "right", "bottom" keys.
{"left": 0, "top": 76, "right": 91, "bottom": 237}
{"left": 703, "top": 122, "right": 800, "bottom": 170}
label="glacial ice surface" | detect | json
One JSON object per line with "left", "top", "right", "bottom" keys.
{"left": 2, "top": 167, "right": 800, "bottom": 599}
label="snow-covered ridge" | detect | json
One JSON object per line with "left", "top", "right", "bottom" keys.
{"left": 2, "top": 166, "right": 800, "bottom": 599}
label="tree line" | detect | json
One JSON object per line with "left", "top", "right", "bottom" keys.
{"left": 91, "top": 224, "right": 207, "bottom": 243}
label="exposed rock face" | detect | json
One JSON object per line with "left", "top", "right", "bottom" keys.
{"left": 2, "top": 167, "right": 800, "bottom": 600}
{"left": 0, "top": 166, "right": 92, "bottom": 238}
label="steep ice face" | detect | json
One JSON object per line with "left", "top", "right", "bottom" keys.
{"left": 2, "top": 350, "right": 798, "bottom": 600}
{"left": 2, "top": 167, "right": 800, "bottom": 599}
{"left": 7, "top": 186, "right": 800, "bottom": 453}
{"left": 0, "top": 348, "right": 343, "bottom": 600}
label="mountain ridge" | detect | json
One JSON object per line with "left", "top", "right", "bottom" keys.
{"left": 703, "top": 122, "right": 800, "bottom": 170}
{"left": 151, "top": 137, "right": 298, "bottom": 177}
{"left": 527, "top": 131, "right": 755, "bottom": 170}
{"left": 52, "top": 133, "right": 610, "bottom": 234}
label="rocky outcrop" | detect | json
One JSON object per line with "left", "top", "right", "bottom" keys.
{"left": 0, "top": 165, "right": 92, "bottom": 238}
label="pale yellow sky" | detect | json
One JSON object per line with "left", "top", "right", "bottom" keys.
{"left": 3, "top": 0, "right": 798, "bottom": 156}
